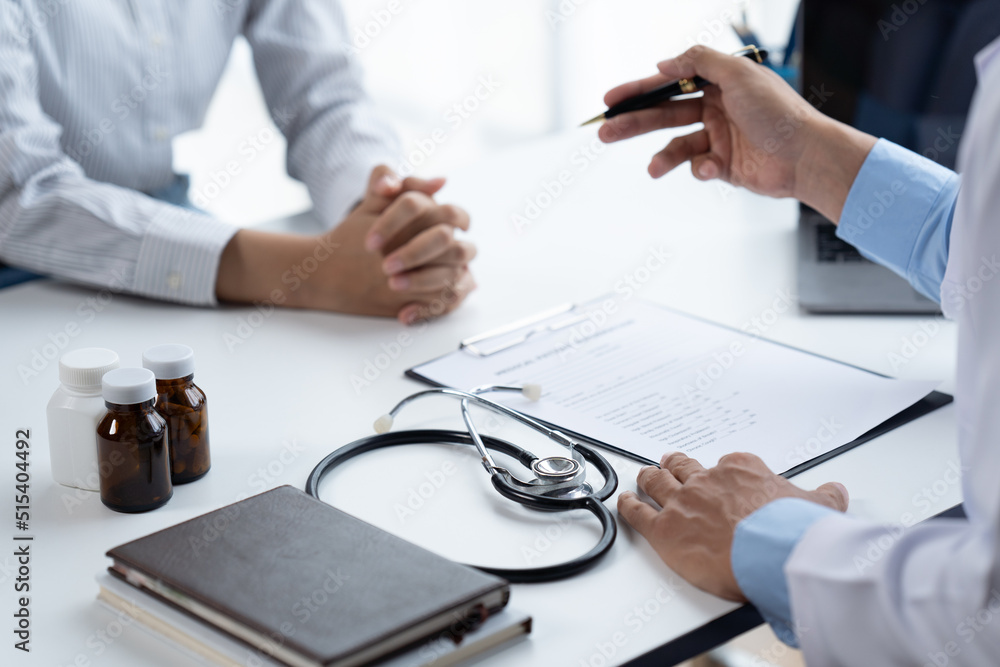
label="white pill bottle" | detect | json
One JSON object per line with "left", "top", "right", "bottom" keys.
{"left": 46, "top": 348, "right": 120, "bottom": 491}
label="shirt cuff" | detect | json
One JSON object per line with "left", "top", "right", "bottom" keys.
{"left": 732, "top": 498, "right": 837, "bottom": 647}
{"left": 132, "top": 206, "right": 238, "bottom": 306}
{"left": 836, "top": 139, "right": 959, "bottom": 301}
{"left": 315, "top": 159, "right": 379, "bottom": 227}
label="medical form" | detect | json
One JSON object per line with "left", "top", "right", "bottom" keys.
{"left": 408, "top": 298, "right": 944, "bottom": 474}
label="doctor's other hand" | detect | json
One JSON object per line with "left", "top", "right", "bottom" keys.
{"left": 598, "top": 45, "right": 877, "bottom": 223}
{"left": 617, "top": 452, "right": 848, "bottom": 601}
{"left": 216, "top": 165, "right": 476, "bottom": 324}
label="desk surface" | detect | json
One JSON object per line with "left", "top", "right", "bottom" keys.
{"left": 0, "top": 130, "right": 961, "bottom": 667}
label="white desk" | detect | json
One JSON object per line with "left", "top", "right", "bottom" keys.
{"left": 0, "top": 130, "right": 961, "bottom": 667}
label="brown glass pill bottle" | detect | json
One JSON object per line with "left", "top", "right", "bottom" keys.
{"left": 142, "top": 344, "right": 211, "bottom": 484}
{"left": 97, "top": 368, "right": 172, "bottom": 513}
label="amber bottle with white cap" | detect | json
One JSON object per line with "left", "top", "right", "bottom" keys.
{"left": 46, "top": 348, "right": 120, "bottom": 491}
{"left": 142, "top": 344, "right": 211, "bottom": 484}
{"left": 97, "top": 368, "right": 172, "bottom": 513}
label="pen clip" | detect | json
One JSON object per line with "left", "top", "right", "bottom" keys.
{"left": 732, "top": 44, "right": 765, "bottom": 64}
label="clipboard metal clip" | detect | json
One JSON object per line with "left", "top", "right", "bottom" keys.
{"left": 460, "top": 303, "right": 589, "bottom": 357}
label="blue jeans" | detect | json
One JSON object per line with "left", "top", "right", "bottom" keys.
{"left": 0, "top": 175, "right": 194, "bottom": 289}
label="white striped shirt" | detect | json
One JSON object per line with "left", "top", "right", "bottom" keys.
{"left": 0, "top": 0, "right": 399, "bottom": 305}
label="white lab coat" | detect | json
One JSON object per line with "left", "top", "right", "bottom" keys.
{"left": 786, "top": 39, "right": 1000, "bottom": 665}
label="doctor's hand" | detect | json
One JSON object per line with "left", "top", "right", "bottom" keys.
{"left": 617, "top": 451, "right": 848, "bottom": 601}
{"left": 216, "top": 165, "right": 476, "bottom": 324}
{"left": 598, "top": 45, "right": 876, "bottom": 223}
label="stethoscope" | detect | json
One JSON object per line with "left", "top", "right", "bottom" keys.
{"left": 305, "top": 385, "right": 618, "bottom": 583}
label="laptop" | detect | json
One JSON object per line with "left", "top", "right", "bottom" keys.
{"left": 796, "top": 0, "right": 1000, "bottom": 313}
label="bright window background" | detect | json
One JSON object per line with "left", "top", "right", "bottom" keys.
{"left": 174, "top": 0, "right": 798, "bottom": 224}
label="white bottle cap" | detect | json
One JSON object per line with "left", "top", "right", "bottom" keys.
{"left": 142, "top": 344, "right": 195, "bottom": 380}
{"left": 102, "top": 368, "right": 157, "bottom": 405}
{"left": 59, "top": 348, "right": 120, "bottom": 390}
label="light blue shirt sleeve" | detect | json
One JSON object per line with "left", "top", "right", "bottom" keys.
{"left": 731, "top": 141, "right": 961, "bottom": 647}
{"left": 836, "top": 139, "right": 960, "bottom": 302}
{"left": 731, "top": 498, "right": 837, "bottom": 646}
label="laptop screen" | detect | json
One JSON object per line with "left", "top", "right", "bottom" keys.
{"left": 801, "top": 0, "right": 1000, "bottom": 170}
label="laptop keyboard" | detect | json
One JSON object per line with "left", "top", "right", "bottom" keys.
{"left": 816, "top": 224, "right": 864, "bottom": 263}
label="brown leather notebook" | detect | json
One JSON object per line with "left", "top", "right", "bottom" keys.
{"left": 106, "top": 486, "right": 510, "bottom": 667}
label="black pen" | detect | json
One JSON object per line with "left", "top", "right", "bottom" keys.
{"left": 580, "top": 45, "right": 768, "bottom": 126}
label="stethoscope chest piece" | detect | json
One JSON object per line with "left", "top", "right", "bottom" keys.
{"left": 517, "top": 454, "right": 593, "bottom": 504}
{"left": 531, "top": 455, "right": 582, "bottom": 480}
{"left": 305, "top": 385, "right": 619, "bottom": 583}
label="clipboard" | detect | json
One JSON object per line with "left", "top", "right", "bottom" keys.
{"left": 406, "top": 297, "right": 953, "bottom": 478}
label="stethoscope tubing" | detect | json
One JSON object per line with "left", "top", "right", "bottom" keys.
{"left": 305, "top": 429, "right": 618, "bottom": 583}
